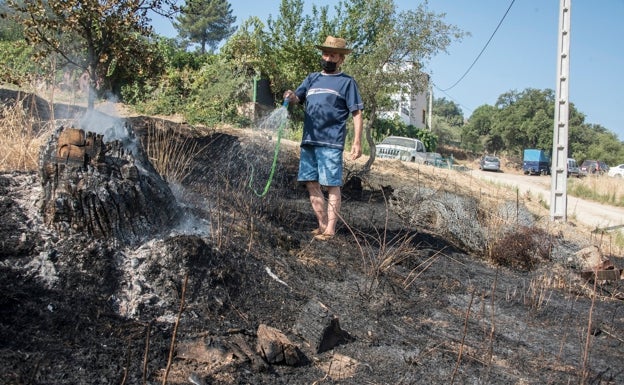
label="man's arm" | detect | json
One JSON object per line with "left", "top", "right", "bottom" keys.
{"left": 350, "top": 110, "right": 363, "bottom": 160}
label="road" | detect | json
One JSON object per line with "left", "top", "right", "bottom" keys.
{"left": 473, "top": 169, "right": 624, "bottom": 230}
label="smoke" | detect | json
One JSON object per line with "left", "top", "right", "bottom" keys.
{"left": 168, "top": 183, "right": 211, "bottom": 238}
{"left": 78, "top": 98, "right": 129, "bottom": 143}
{"left": 72, "top": 95, "right": 146, "bottom": 160}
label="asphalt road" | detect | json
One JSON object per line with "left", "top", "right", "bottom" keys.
{"left": 473, "top": 169, "right": 624, "bottom": 230}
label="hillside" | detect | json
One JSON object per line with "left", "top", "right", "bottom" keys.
{"left": 0, "top": 112, "right": 623, "bottom": 385}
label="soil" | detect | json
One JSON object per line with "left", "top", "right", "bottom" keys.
{"left": 1, "top": 106, "right": 624, "bottom": 385}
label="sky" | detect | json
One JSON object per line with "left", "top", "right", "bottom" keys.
{"left": 152, "top": 0, "right": 624, "bottom": 141}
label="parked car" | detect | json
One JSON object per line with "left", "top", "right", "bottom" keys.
{"left": 424, "top": 152, "right": 447, "bottom": 167}
{"left": 567, "top": 158, "right": 581, "bottom": 178}
{"left": 479, "top": 155, "right": 501, "bottom": 172}
{"left": 375, "top": 136, "right": 427, "bottom": 163}
{"left": 608, "top": 164, "right": 624, "bottom": 178}
{"left": 580, "top": 160, "right": 609, "bottom": 175}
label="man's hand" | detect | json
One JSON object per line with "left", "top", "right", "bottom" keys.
{"left": 283, "top": 90, "right": 297, "bottom": 104}
{"left": 349, "top": 143, "right": 362, "bottom": 160}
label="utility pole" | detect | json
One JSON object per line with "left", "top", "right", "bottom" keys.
{"left": 550, "top": 0, "right": 571, "bottom": 221}
{"left": 428, "top": 82, "right": 433, "bottom": 131}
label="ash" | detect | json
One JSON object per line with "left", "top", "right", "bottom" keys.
{"left": 1, "top": 116, "right": 623, "bottom": 385}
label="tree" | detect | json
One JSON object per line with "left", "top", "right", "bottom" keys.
{"left": 255, "top": 0, "right": 334, "bottom": 104}
{"left": 461, "top": 104, "right": 497, "bottom": 153}
{"left": 430, "top": 97, "right": 464, "bottom": 145}
{"left": 433, "top": 97, "right": 463, "bottom": 127}
{"left": 461, "top": 87, "right": 624, "bottom": 163}
{"left": 174, "top": 0, "right": 236, "bottom": 54}
{"left": 220, "top": 16, "right": 269, "bottom": 76}
{"left": 338, "top": 0, "right": 464, "bottom": 171}
{"left": 6, "top": 0, "right": 176, "bottom": 109}
{"left": 222, "top": 0, "right": 331, "bottom": 107}
{"left": 492, "top": 89, "right": 555, "bottom": 154}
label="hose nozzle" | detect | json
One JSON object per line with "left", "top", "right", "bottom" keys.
{"left": 282, "top": 99, "right": 289, "bottom": 107}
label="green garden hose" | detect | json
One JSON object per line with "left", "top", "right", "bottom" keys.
{"left": 248, "top": 100, "right": 289, "bottom": 198}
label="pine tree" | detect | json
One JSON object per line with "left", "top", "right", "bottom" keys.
{"left": 174, "top": 0, "right": 236, "bottom": 54}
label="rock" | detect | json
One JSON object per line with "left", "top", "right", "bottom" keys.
{"left": 256, "top": 324, "right": 302, "bottom": 365}
{"left": 574, "top": 245, "right": 608, "bottom": 271}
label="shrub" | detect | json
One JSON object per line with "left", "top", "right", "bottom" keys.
{"left": 488, "top": 226, "right": 553, "bottom": 271}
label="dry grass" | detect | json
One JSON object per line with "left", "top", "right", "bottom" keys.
{"left": 568, "top": 175, "right": 624, "bottom": 206}
{"left": 144, "top": 119, "right": 206, "bottom": 184}
{"left": 0, "top": 98, "right": 53, "bottom": 171}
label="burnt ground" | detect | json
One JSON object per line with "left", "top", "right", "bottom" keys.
{"left": 1, "top": 113, "right": 624, "bottom": 385}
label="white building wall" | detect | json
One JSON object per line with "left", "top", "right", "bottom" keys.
{"left": 378, "top": 72, "right": 429, "bottom": 129}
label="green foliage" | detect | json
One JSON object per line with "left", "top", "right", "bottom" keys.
{"left": 373, "top": 116, "right": 409, "bottom": 141}
{"left": 174, "top": 0, "right": 236, "bottom": 54}
{"left": 458, "top": 88, "right": 624, "bottom": 165}
{"left": 430, "top": 115, "right": 462, "bottom": 147}
{"left": 118, "top": 38, "right": 207, "bottom": 105}
{"left": 373, "top": 116, "right": 438, "bottom": 152}
{"left": 433, "top": 97, "right": 463, "bottom": 127}
{"left": 264, "top": 0, "right": 327, "bottom": 95}
{"left": 184, "top": 57, "right": 249, "bottom": 126}
{"left": 416, "top": 129, "right": 438, "bottom": 153}
{"left": 0, "top": 2, "right": 22, "bottom": 41}
{"left": 0, "top": 40, "right": 40, "bottom": 85}
{"left": 220, "top": 17, "right": 269, "bottom": 76}
{"left": 568, "top": 124, "right": 624, "bottom": 165}
{"left": 130, "top": 56, "right": 249, "bottom": 127}
{"left": 6, "top": 0, "right": 176, "bottom": 108}
{"left": 340, "top": 1, "right": 464, "bottom": 124}
{"left": 492, "top": 89, "right": 555, "bottom": 154}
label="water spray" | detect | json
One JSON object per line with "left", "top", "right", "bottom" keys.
{"left": 248, "top": 99, "right": 289, "bottom": 198}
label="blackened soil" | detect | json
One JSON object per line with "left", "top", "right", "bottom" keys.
{"left": 1, "top": 115, "right": 623, "bottom": 385}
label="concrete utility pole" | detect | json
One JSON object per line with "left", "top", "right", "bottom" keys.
{"left": 428, "top": 82, "right": 433, "bottom": 131}
{"left": 550, "top": 0, "right": 571, "bottom": 221}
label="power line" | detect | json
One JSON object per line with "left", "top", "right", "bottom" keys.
{"left": 432, "top": 83, "right": 473, "bottom": 116}
{"left": 440, "top": 0, "right": 516, "bottom": 92}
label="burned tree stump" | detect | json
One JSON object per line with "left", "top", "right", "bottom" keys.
{"left": 293, "top": 299, "right": 354, "bottom": 354}
{"left": 39, "top": 125, "right": 179, "bottom": 245}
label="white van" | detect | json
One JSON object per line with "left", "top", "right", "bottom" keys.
{"left": 567, "top": 158, "right": 580, "bottom": 177}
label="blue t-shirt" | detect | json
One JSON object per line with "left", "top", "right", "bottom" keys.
{"left": 295, "top": 72, "right": 364, "bottom": 150}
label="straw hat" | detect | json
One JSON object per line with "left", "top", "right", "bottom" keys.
{"left": 315, "top": 36, "right": 352, "bottom": 54}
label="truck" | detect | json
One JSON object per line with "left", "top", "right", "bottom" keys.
{"left": 522, "top": 149, "right": 551, "bottom": 175}
{"left": 375, "top": 136, "right": 427, "bottom": 163}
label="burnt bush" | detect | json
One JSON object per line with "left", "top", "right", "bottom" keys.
{"left": 488, "top": 225, "right": 553, "bottom": 271}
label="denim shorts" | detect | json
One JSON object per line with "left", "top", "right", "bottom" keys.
{"left": 298, "top": 145, "right": 344, "bottom": 186}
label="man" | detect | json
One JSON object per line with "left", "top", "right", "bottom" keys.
{"left": 284, "top": 36, "right": 364, "bottom": 240}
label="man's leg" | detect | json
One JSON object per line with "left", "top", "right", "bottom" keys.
{"left": 324, "top": 186, "right": 341, "bottom": 235}
{"left": 306, "top": 181, "right": 327, "bottom": 232}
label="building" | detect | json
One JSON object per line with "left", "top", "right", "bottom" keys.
{"left": 378, "top": 66, "right": 430, "bottom": 130}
